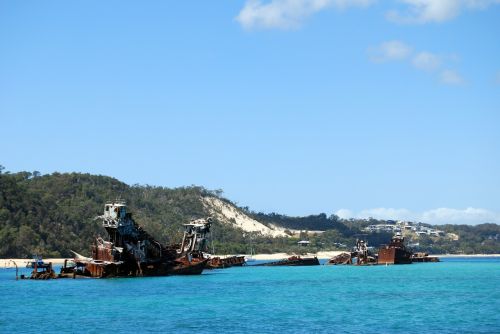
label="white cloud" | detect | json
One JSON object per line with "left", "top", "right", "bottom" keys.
{"left": 369, "top": 41, "right": 464, "bottom": 85}
{"left": 412, "top": 51, "right": 442, "bottom": 71}
{"left": 335, "top": 209, "right": 354, "bottom": 219}
{"left": 358, "top": 208, "right": 414, "bottom": 220}
{"left": 440, "top": 69, "right": 465, "bottom": 84}
{"left": 235, "top": 0, "right": 376, "bottom": 30}
{"left": 387, "top": 0, "right": 461, "bottom": 23}
{"left": 335, "top": 207, "right": 500, "bottom": 225}
{"left": 387, "top": 0, "right": 500, "bottom": 24}
{"left": 336, "top": 207, "right": 414, "bottom": 221}
{"left": 368, "top": 40, "right": 413, "bottom": 63}
{"left": 235, "top": 0, "right": 500, "bottom": 29}
{"left": 421, "top": 207, "right": 499, "bottom": 224}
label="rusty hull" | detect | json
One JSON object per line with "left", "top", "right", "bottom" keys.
{"left": 411, "top": 252, "right": 440, "bottom": 263}
{"left": 257, "top": 256, "right": 320, "bottom": 266}
{"left": 326, "top": 252, "right": 353, "bottom": 265}
{"left": 207, "top": 255, "right": 246, "bottom": 269}
{"left": 378, "top": 246, "right": 412, "bottom": 265}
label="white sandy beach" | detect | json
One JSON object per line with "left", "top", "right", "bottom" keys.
{"left": 1, "top": 258, "right": 69, "bottom": 268}
{"left": 435, "top": 254, "right": 500, "bottom": 258}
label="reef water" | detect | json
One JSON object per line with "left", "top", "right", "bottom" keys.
{"left": 1, "top": 257, "right": 499, "bottom": 333}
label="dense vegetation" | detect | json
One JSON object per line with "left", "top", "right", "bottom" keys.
{"left": 415, "top": 223, "right": 500, "bottom": 254}
{"left": 0, "top": 166, "right": 499, "bottom": 257}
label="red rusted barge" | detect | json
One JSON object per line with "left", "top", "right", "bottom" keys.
{"left": 377, "top": 233, "right": 413, "bottom": 265}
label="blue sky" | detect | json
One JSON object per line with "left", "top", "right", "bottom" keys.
{"left": 1, "top": 1, "right": 499, "bottom": 224}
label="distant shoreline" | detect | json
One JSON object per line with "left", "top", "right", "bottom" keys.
{"left": 434, "top": 254, "right": 500, "bottom": 258}
{"left": 232, "top": 253, "right": 500, "bottom": 260}
{"left": 2, "top": 252, "right": 499, "bottom": 267}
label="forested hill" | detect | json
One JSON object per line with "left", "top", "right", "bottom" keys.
{"left": 1, "top": 167, "right": 499, "bottom": 257}
{"left": 251, "top": 212, "right": 350, "bottom": 233}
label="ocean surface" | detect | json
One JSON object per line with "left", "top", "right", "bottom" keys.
{"left": 1, "top": 257, "right": 499, "bottom": 333}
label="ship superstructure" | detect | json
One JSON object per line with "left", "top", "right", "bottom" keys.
{"left": 70, "top": 201, "right": 210, "bottom": 278}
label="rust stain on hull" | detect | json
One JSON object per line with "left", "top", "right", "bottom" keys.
{"left": 256, "top": 256, "right": 320, "bottom": 266}
{"left": 207, "top": 256, "right": 246, "bottom": 269}
{"left": 377, "top": 234, "right": 413, "bottom": 265}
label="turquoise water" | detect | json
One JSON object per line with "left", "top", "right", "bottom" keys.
{"left": 1, "top": 258, "right": 499, "bottom": 333}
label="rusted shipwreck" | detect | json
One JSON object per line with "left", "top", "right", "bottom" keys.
{"left": 378, "top": 234, "right": 441, "bottom": 264}
{"left": 327, "top": 234, "right": 413, "bottom": 266}
{"left": 207, "top": 255, "right": 246, "bottom": 269}
{"left": 327, "top": 235, "right": 440, "bottom": 266}
{"left": 377, "top": 233, "right": 413, "bottom": 265}
{"left": 20, "top": 257, "right": 57, "bottom": 280}
{"left": 411, "top": 252, "right": 440, "bottom": 263}
{"left": 256, "top": 255, "right": 320, "bottom": 266}
{"left": 326, "top": 252, "right": 353, "bottom": 265}
{"left": 64, "top": 202, "right": 212, "bottom": 278}
{"left": 326, "top": 239, "right": 376, "bottom": 265}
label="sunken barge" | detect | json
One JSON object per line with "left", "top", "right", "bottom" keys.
{"left": 411, "top": 252, "right": 440, "bottom": 263}
{"left": 207, "top": 255, "right": 246, "bottom": 269}
{"left": 326, "top": 239, "right": 376, "bottom": 265}
{"left": 327, "top": 234, "right": 440, "bottom": 266}
{"left": 256, "top": 255, "right": 320, "bottom": 266}
{"left": 377, "top": 233, "right": 413, "bottom": 265}
{"left": 65, "top": 201, "right": 212, "bottom": 278}
{"left": 20, "top": 258, "right": 57, "bottom": 280}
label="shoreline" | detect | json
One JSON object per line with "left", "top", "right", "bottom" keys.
{"left": 1, "top": 258, "right": 69, "bottom": 267}
{"left": 434, "top": 254, "right": 500, "bottom": 258}
{"left": 218, "top": 252, "right": 500, "bottom": 260}
{"left": 2, "top": 252, "right": 499, "bottom": 267}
